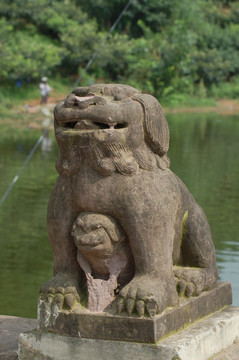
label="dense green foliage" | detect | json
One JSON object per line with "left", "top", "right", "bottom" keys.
{"left": 1, "top": 0, "right": 239, "bottom": 99}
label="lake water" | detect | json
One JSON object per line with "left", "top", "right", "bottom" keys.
{"left": 0, "top": 112, "right": 238, "bottom": 318}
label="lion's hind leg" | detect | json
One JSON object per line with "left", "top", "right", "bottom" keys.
{"left": 175, "top": 205, "right": 218, "bottom": 298}
{"left": 174, "top": 266, "right": 214, "bottom": 298}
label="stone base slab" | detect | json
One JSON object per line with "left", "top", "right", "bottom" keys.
{"left": 18, "top": 306, "right": 239, "bottom": 360}
{"left": 39, "top": 281, "right": 232, "bottom": 343}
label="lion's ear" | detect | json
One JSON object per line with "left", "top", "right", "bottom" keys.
{"left": 132, "top": 94, "right": 169, "bottom": 157}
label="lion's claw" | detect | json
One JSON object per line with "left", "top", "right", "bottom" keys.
{"left": 185, "top": 282, "right": 195, "bottom": 298}
{"left": 47, "top": 287, "right": 55, "bottom": 295}
{"left": 117, "top": 297, "right": 125, "bottom": 314}
{"left": 136, "top": 300, "right": 145, "bottom": 317}
{"left": 146, "top": 298, "right": 159, "bottom": 318}
{"left": 176, "top": 279, "right": 187, "bottom": 296}
{"left": 64, "top": 293, "right": 76, "bottom": 308}
{"left": 126, "top": 298, "right": 135, "bottom": 316}
{"left": 54, "top": 293, "right": 64, "bottom": 308}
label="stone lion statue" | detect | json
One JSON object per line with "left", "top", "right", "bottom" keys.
{"left": 40, "top": 84, "right": 218, "bottom": 318}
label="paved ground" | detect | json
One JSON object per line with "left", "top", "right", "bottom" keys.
{"left": 211, "top": 340, "right": 239, "bottom": 359}
{"left": 0, "top": 315, "right": 239, "bottom": 359}
{"left": 0, "top": 315, "right": 37, "bottom": 359}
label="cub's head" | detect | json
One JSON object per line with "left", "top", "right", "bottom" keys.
{"left": 54, "top": 84, "right": 170, "bottom": 176}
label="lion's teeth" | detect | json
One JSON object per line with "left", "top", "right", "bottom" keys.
{"left": 109, "top": 122, "right": 117, "bottom": 130}
{"left": 74, "top": 122, "right": 81, "bottom": 129}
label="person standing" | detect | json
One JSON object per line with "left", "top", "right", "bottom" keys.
{"left": 39, "top": 77, "right": 52, "bottom": 104}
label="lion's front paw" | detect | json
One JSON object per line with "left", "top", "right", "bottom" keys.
{"left": 117, "top": 276, "right": 177, "bottom": 318}
{"left": 39, "top": 274, "right": 81, "bottom": 313}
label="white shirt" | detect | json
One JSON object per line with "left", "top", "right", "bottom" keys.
{"left": 39, "top": 83, "right": 51, "bottom": 96}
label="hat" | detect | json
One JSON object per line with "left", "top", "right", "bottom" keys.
{"left": 41, "top": 77, "right": 48, "bottom": 82}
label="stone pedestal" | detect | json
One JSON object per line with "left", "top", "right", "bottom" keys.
{"left": 19, "top": 307, "right": 239, "bottom": 360}
{"left": 38, "top": 282, "right": 232, "bottom": 343}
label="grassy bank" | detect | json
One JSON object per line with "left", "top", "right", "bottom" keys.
{"left": 1, "top": 78, "right": 239, "bottom": 129}
{"left": 0, "top": 77, "right": 72, "bottom": 128}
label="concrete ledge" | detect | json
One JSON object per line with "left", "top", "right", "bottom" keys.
{"left": 159, "top": 306, "right": 239, "bottom": 360}
{"left": 19, "top": 307, "right": 239, "bottom": 360}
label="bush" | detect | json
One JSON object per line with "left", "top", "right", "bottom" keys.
{"left": 0, "top": 26, "right": 63, "bottom": 80}
{"left": 210, "top": 76, "right": 239, "bottom": 99}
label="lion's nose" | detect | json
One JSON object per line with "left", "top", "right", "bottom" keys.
{"left": 64, "top": 94, "right": 106, "bottom": 109}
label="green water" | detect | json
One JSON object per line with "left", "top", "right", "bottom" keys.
{"left": 0, "top": 113, "right": 238, "bottom": 318}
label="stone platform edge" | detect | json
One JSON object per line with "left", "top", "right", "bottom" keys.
{"left": 19, "top": 306, "right": 239, "bottom": 360}
{"left": 42, "top": 281, "right": 232, "bottom": 343}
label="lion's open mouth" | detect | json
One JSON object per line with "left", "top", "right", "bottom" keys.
{"left": 62, "top": 119, "right": 127, "bottom": 131}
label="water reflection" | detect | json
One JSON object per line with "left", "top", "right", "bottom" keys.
{"left": 0, "top": 113, "right": 238, "bottom": 317}
{"left": 41, "top": 129, "right": 52, "bottom": 153}
{"left": 168, "top": 112, "right": 239, "bottom": 306}
{"left": 217, "top": 241, "right": 239, "bottom": 305}
{"left": 0, "top": 126, "right": 56, "bottom": 317}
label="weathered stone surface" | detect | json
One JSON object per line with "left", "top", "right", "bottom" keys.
{"left": 38, "top": 282, "right": 231, "bottom": 343}
{"left": 159, "top": 306, "right": 239, "bottom": 360}
{"left": 212, "top": 339, "right": 239, "bottom": 360}
{"left": 72, "top": 213, "right": 133, "bottom": 312}
{"left": 19, "top": 306, "right": 239, "bottom": 360}
{"left": 0, "top": 315, "right": 36, "bottom": 359}
{"left": 39, "top": 83, "right": 219, "bottom": 322}
{"left": 16, "top": 83, "right": 237, "bottom": 357}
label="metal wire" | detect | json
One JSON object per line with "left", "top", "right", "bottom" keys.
{"left": 0, "top": 130, "right": 48, "bottom": 207}
{"left": 72, "top": 0, "right": 134, "bottom": 88}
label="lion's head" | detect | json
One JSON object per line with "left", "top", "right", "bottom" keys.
{"left": 54, "top": 84, "right": 170, "bottom": 176}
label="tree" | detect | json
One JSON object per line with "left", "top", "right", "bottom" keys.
{"left": 0, "top": 0, "right": 102, "bottom": 80}
{"left": 1, "top": 0, "right": 239, "bottom": 98}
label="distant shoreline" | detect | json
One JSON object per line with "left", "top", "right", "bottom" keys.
{"left": 1, "top": 97, "right": 239, "bottom": 130}
{"left": 32, "top": 97, "right": 239, "bottom": 116}
{"left": 164, "top": 99, "right": 239, "bottom": 116}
